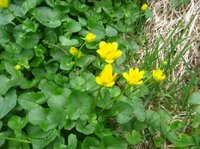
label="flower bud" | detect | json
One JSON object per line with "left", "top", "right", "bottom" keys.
{"left": 85, "top": 32, "right": 96, "bottom": 43}
{"left": 0, "top": 0, "right": 10, "bottom": 8}
{"left": 141, "top": 3, "right": 148, "bottom": 11}
{"left": 15, "top": 64, "right": 22, "bottom": 71}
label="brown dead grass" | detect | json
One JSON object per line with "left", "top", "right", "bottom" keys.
{"left": 137, "top": 1, "right": 200, "bottom": 148}
{"left": 145, "top": 0, "right": 200, "bottom": 81}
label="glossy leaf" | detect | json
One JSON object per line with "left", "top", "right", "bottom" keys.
{"left": 0, "top": 90, "right": 17, "bottom": 119}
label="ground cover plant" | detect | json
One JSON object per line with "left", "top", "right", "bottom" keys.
{"left": 0, "top": 0, "right": 199, "bottom": 148}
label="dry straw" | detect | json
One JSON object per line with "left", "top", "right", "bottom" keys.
{"left": 144, "top": 0, "right": 200, "bottom": 80}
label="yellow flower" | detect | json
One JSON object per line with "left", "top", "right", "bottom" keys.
{"left": 123, "top": 68, "right": 144, "bottom": 85}
{"left": 152, "top": 69, "right": 166, "bottom": 82}
{"left": 69, "top": 47, "right": 82, "bottom": 58}
{"left": 85, "top": 32, "right": 96, "bottom": 42}
{"left": 0, "top": 0, "right": 9, "bottom": 8}
{"left": 69, "top": 47, "right": 78, "bottom": 55}
{"left": 15, "top": 64, "right": 21, "bottom": 71}
{"left": 97, "top": 41, "right": 122, "bottom": 63}
{"left": 77, "top": 51, "right": 82, "bottom": 58}
{"left": 96, "top": 64, "right": 117, "bottom": 87}
{"left": 141, "top": 3, "right": 148, "bottom": 11}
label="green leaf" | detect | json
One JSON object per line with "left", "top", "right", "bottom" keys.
{"left": 22, "top": 0, "right": 43, "bottom": 13}
{"left": 125, "top": 130, "right": 141, "bottom": 145}
{"left": 28, "top": 108, "right": 61, "bottom": 131}
{"left": 113, "top": 102, "right": 133, "bottom": 124}
{"left": 171, "top": 0, "right": 189, "bottom": 8}
{"left": 0, "top": 75, "right": 12, "bottom": 95}
{"left": 70, "top": 90, "right": 93, "bottom": 114}
{"left": 69, "top": 76, "right": 86, "bottom": 90}
{"left": 18, "top": 92, "right": 46, "bottom": 111}
{"left": 59, "top": 36, "right": 79, "bottom": 46}
{"left": 105, "top": 25, "right": 118, "bottom": 37}
{"left": 0, "top": 9, "right": 14, "bottom": 25}
{"left": 60, "top": 58, "right": 75, "bottom": 71}
{"left": 31, "top": 129, "right": 58, "bottom": 149}
{"left": 5, "top": 42, "right": 22, "bottom": 53}
{"left": 7, "top": 116, "right": 28, "bottom": 136}
{"left": 32, "top": 7, "right": 62, "bottom": 28}
{"left": 188, "top": 91, "right": 200, "bottom": 105}
{"left": 67, "top": 134, "right": 77, "bottom": 149}
{"left": 45, "top": 60, "right": 59, "bottom": 74}
{"left": 4, "top": 61, "right": 23, "bottom": 78}
{"left": 0, "top": 28, "right": 9, "bottom": 43}
{"left": 145, "top": 110, "right": 160, "bottom": 129}
{"left": 100, "top": 135, "right": 127, "bottom": 149}
{"left": 76, "top": 54, "right": 96, "bottom": 68}
{"left": 0, "top": 121, "right": 2, "bottom": 130}
{"left": 14, "top": 48, "right": 34, "bottom": 60}
{"left": 132, "top": 98, "right": 145, "bottom": 122}
{"left": 109, "top": 86, "right": 121, "bottom": 97}
{"left": 66, "top": 90, "right": 93, "bottom": 120}
{"left": 50, "top": 48, "right": 67, "bottom": 61}
{"left": 192, "top": 112, "right": 200, "bottom": 128}
{"left": 0, "top": 90, "right": 17, "bottom": 119}
{"left": 47, "top": 88, "right": 71, "bottom": 110}
{"left": 154, "top": 137, "right": 165, "bottom": 148}
{"left": 158, "top": 109, "right": 172, "bottom": 123}
{"left": 9, "top": 4, "right": 25, "bottom": 17}
{"left": 81, "top": 72, "right": 98, "bottom": 92}
{"left": 174, "top": 133, "right": 195, "bottom": 147}
{"left": 81, "top": 137, "right": 100, "bottom": 149}
{"left": 20, "top": 78, "right": 39, "bottom": 89}
{"left": 38, "top": 79, "right": 63, "bottom": 97}
{"left": 18, "top": 57, "right": 30, "bottom": 69}
{"left": 88, "top": 22, "right": 105, "bottom": 41}
{"left": 13, "top": 25, "right": 39, "bottom": 49}
{"left": 22, "top": 19, "right": 39, "bottom": 33}
{"left": 96, "top": 88, "right": 112, "bottom": 108}
{"left": 44, "top": 29, "right": 58, "bottom": 43}
{"left": 145, "top": 9, "right": 153, "bottom": 19}
{"left": 63, "top": 20, "right": 82, "bottom": 33}
{"left": 73, "top": 1, "right": 88, "bottom": 12}
{"left": 34, "top": 45, "right": 46, "bottom": 58}
{"left": 28, "top": 106, "right": 48, "bottom": 126}
{"left": 64, "top": 119, "right": 76, "bottom": 130}
{"left": 76, "top": 121, "right": 95, "bottom": 135}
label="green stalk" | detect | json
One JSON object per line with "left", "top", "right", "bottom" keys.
{"left": 100, "top": 85, "right": 131, "bottom": 112}
{"left": 0, "top": 136, "right": 31, "bottom": 144}
{"left": 42, "top": 40, "right": 68, "bottom": 56}
{"left": 7, "top": 8, "right": 23, "bottom": 24}
{"left": 25, "top": 0, "right": 30, "bottom": 11}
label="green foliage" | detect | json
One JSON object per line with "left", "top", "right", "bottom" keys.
{"left": 0, "top": 0, "right": 197, "bottom": 148}
{"left": 171, "top": 0, "right": 189, "bottom": 8}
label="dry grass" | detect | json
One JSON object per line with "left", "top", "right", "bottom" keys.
{"left": 138, "top": 1, "right": 200, "bottom": 148}
{"left": 145, "top": 0, "right": 200, "bottom": 81}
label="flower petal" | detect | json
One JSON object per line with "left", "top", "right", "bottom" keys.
{"left": 112, "top": 42, "right": 118, "bottom": 50}
{"left": 123, "top": 72, "right": 129, "bottom": 80}
{"left": 99, "top": 41, "right": 106, "bottom": 48}
{"left": 105, "top": 59, "right": 114, "bottom": 64}
{"left": 96, "top": 77, "right": 103, "bottom": 86}
{"left": 105, "top": 81, "right": 115, "bottom": 87}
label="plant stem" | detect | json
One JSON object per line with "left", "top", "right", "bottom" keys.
{"left": 79, "top": 42, "right": 86, "bottom": 52}
{"left": 100, "top": 85, "right": 131, "bottom": 112}
{"left": 25, "top": 0, "right": 31, "bottom": 11}
{"left": 42, "top": 40, "right": 68, "bottom": 56}
{"left": 74, "top": 42, "right": 86, "bottom": 67}
{"left": 7, "top": 8, "right": 23, "bottom": 24}
{"left": 0, "top": 136, "right": 31, "bottom": 144}
{"left": 93, "top": 87, "right": 102, "bottom": 111}
{"left": 96, "top": 87, "right": 102, "bottom": 100}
